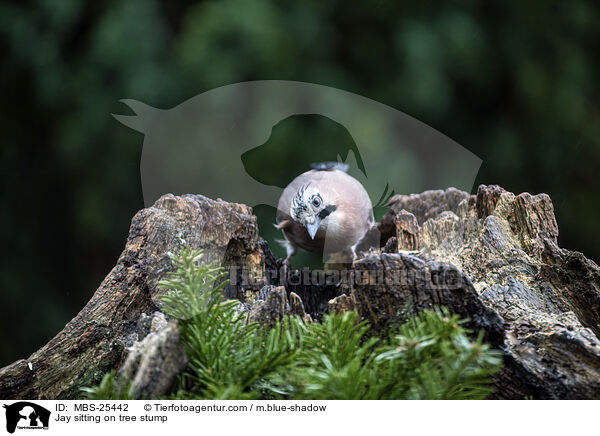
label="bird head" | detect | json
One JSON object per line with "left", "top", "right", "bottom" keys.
{"left": 290, "top": 183, "right": 337, "bottom": 239}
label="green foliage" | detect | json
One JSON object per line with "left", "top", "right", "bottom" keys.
{"left": 159, "top": 248, "right": 301, "bottom": 399}
{"left": 259, "top": 311, "right": 380, "bottom": 399}
{"left": 261, "top": 309, "right": 502, "bottom": 400}
{"left": 374, "top": 309, "right": 502, "bottom": 400}
{"left": 82, "top": 246, "right": 502, "bottom": 400}
{"left": 158, "top": 246, "right": 230, "bottom": 321}
{"left": 160, "top": 247, "right": 500, "bottom": 399}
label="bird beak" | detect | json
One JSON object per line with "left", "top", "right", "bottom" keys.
{"left": 305, "top": 219, "right": 320, "bottom": 239}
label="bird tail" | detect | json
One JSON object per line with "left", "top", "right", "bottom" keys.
{"left": 373, "top": 183, "right": 395, "bottom": 209}
{"left": 275, "top": 238, "right": 292, "bottom": 251}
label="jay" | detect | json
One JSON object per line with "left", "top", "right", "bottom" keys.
{"left": 275, "top": 162, "right": 374, "bottom": 267}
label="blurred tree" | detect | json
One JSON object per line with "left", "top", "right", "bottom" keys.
{"left": 0, "top": 0, "right": 598, "bottom": 365}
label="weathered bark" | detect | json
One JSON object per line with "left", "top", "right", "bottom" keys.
{"left": 0, "top": 194, "right": 266, "bottom": 399}
{"left": 1, "top": 185, "right": 599, "bottom": 399}
{"left": 340, "top": 185, "right": 600, "bottom": 399}
{"left": 116, "top": 312, "right": 186, "bottom": 399}
{"left": 246, "top": 286, "right": 311, "bottom": 327}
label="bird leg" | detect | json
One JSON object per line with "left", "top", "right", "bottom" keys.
{"left": 349, "top": 243, "right": 359, "bottom": 267}
{"left": 282, "top": 241, "right": 297, "bottom": 284}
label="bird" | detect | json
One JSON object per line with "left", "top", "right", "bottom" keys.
{"left": 275, "top": 162, "right": 375, "bottom": 268}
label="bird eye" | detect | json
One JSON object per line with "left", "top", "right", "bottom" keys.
{"left": 312, "top": 197, "right": 321, "bottom": 208}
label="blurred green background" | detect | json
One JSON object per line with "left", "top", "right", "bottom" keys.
{"left": 1, "top": 0, "right": 599, "bottom": 366}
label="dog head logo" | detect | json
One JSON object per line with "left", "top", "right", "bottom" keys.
{"left": 3, "top": 402, "right": 50, "bottom": 433}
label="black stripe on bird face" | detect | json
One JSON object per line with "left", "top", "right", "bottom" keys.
{"left": 318, "top": 204, "right": 336, "bottom": 220}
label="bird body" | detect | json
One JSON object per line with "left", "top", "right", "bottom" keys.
{"left": 276, "top": 164, "right": 374, "bottom": 265}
